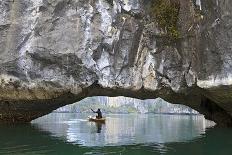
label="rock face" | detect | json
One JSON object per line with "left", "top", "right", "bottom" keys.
{"left": 0, "top": 0, "right": 232, "bottom": 126}
{"left": 55, "top": 96, "right": 199, "bottom": 114}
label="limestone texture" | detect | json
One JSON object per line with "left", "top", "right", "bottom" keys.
{"left": 0, "top": 0, "right": 232, "bottom": 126}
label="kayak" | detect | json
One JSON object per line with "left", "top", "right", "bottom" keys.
{"left": 88, "top": 116, "right": 106, "bottom": 123}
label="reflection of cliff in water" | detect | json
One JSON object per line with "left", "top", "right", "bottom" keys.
{"left": 32, "top": 113, "right": 215, "bottom": 146}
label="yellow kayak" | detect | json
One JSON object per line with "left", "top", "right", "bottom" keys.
{"left": 88, "top": 116, "right": 106, "bottom": 123}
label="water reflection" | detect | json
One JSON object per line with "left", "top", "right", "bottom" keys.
{"left": 96, "top": 123, "right": 103, "bottom": 133}
{"left": 31, "top": 113, "right": 215, "bottom": 147}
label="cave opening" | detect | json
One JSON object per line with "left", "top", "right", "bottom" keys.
{"left": 31, "top": 96, "right": 215, "bottom": 146}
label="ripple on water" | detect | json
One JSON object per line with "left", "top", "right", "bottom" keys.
{"left": 0, "top": 113, "right": 218, "bottom": 155}
{"left": 0, "top": 144, "right": 54, "bottom": 155}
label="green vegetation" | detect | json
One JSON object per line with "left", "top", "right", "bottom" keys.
{"left": 105, "top": 0, "right": 114, "bottom": 6}
{"left": 151, "top": 0, "right": 180, "bottom": 39}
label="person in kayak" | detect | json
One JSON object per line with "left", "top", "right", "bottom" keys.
{"left": 91, "top": 108, "right": 102, "bottom": 119}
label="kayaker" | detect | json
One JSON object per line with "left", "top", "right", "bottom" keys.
{"left": 91, "top": 108, "right": 102, "bottom": 119}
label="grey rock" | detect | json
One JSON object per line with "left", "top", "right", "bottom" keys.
{"left": 0, "top": 0, "right": 232, "bottom": 126}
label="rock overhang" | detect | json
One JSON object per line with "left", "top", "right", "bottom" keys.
{"left": 0, "top": 0, "right": 232, "bottom": 126}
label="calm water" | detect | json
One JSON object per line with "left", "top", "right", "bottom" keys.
{"left": 0, "top": 113, "right": 232, "bottom": 155}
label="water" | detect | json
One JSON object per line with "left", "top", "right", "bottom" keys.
{"left": 0, "top": 113, "right": 232, "bottom": 155}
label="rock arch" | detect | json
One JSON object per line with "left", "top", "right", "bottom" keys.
{"left": 1, "top": 0, "right": 232, "bottom": 126}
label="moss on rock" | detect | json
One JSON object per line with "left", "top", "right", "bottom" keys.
{"left": 150, "top": 0, "right": 180, "bottom": 40}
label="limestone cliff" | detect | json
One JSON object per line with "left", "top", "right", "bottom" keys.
{"left": 0, "top": 0, "right": 232, "bottom": 126}
{"left": 55, "top": 96, "right": 199, "bottom": 114}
